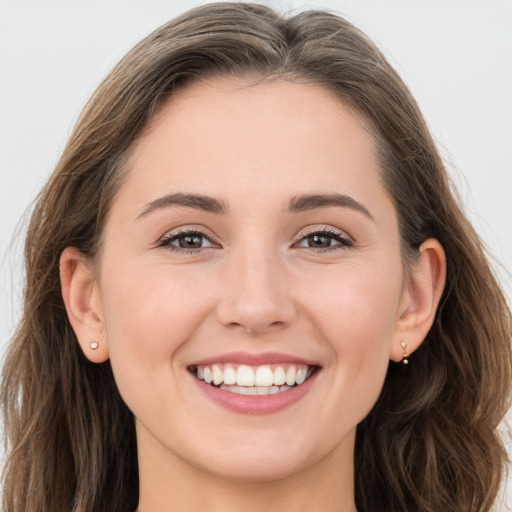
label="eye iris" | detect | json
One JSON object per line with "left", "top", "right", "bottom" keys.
{"left": 308, "top": 234, "right": 331, "bottom": 248}
{"left": 179, "top": 234, "right": 203, "bottom": 248}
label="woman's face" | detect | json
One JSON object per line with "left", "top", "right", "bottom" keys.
{"left": 94, "top": 78, "right": 409, "bottom": 480}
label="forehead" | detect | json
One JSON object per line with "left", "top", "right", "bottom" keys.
{"left": 123, "top": 78, "right": 382, "bottom": 199}
{"left": 101, "top": 77, "right": 401, "bottom": 260}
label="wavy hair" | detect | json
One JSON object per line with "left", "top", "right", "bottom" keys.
{"left": 2, "top": 3, "right": 511, "bottom": 511}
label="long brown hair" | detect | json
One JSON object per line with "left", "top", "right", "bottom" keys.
{"left": 2, "top": 3, "right": 511, "bottom": 511}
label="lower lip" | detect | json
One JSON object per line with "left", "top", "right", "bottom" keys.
{"left": 191, "top": 371, "right": 319, "bottom": 415}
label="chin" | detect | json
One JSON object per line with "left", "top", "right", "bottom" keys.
{"left": 197, "top": 450, "right": 312, "bottom": 483}
{"left": 182, "top": 425, "right": 341, "bottom": 484}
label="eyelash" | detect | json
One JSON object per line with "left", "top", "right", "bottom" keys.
{"left": 158, "top": 228, "right": 218, "bottom": 254}
{"left": 295, "top": 228, "right": 353, "bottom": 252}
{"left": 157, "top": 227, "right": 353, "bottom": 254}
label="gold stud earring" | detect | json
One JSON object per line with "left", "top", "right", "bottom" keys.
{"left": 400, "top": 341, "right": 409, "bottom": 365}
{"left": 90, "top": 341, "right": 99, "bottom": 350}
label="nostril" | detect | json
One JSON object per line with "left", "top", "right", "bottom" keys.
{"left": 222, "top": 319, "right": 286, "bottom": 335}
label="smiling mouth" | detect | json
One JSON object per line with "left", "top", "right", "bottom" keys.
{"left": 188, "top": 363, "right": 318, "bottom": 395}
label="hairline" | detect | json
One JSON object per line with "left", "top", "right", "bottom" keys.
{"left": 90, "top": 72, "right": 415, "bottom": 271}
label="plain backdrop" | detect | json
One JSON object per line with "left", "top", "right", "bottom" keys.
{"left": 1, "top": 0, "right": 511, "bottom": 508}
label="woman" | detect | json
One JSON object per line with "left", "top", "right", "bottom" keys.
{"left": 2, "top": 3, "right": 511, "bottom": 511}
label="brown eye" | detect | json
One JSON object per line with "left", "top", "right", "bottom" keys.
{"left": 178, "top": 234, "right": 204, "bottom": 248}
{"left": 296, "top": 229, "right": 352, "bottom": 251}
{"left": 306, "top": 234, "right": 333, "bottom": 248}
{"left": 159, "top": 230, "right": 216, "bottom": 252}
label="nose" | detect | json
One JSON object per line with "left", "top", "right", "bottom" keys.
{"left": 215, "top": 249, "right": 297, "bottom": 335}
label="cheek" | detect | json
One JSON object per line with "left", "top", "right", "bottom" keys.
{"left": 298, "top": 262, "right": 402, "bottom": 416}
{"left": 303, "top": 260, "right": 402, "bottom": 345}
{"left": 98, "top": 261, "right": 214, "bottom": 391}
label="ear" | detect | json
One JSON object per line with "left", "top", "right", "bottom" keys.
{"left": 60, "top": 247, "right": 109, "bottom": 363}
{"left": 390, "top": 238, "right": 446, "bottom": 362}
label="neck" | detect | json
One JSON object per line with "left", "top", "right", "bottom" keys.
{"left": 136, "top": 427, "right": 357, "bottom": 512}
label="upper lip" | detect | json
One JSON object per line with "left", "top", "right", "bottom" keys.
{"left": 188, "top": 351, "right": 319, "bottom": 367}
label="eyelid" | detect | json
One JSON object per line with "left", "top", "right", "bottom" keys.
{"left": 296, "top": 225, "right": 352, "bottom": 240}
{"left": 155, "top": 224, "right": 353, "bottom": 253}
{"left": 156, "top": 225, "right": 221, "bottom": 251}
{"left": 293, "top": 225, "right": 354, "bottom": 250}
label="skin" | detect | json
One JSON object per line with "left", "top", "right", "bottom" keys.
{"left": 61, "top": 78, "right": 446, "bottom": 512}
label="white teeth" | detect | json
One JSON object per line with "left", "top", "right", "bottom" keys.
{"left": 296, "top": 367, "right": 307, "bottom": 385}
{"left": 203, "top": 367, "right": 213, "bottom": 384}
{"left": 219, "top": 384, "right": 293, "bottom": 395}
{"left": 212, "top": 364, "right": 223, "bottom": 386}
{"left": 194, "top": 363, "right": 315, "bottom": 390}
{"left": 273, "top": 366, "right": 286, "bottom": 385}
{"left": 237, "top": 365, "right": 255, "bottom": 386}
{"left": 285, "top": 366, "right": 296, "bottom": 386}
{"left": 223, "top": 365, "right": 237, "bottom": 385}
{"left": 254, "top": 365, "right": 274, "bottom": 386}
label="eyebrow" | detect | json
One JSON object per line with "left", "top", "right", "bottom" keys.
{"left": 136, "top": 192, "right": 373, "bottom": 221}
{"left": 137, "top": 193, "right": 228, "bottom": 219}
{"left": 285, "top": 193, "right": 374, "bottom": 220}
